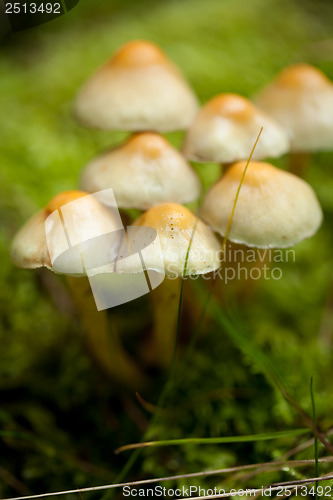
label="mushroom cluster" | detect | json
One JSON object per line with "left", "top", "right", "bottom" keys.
{"left": 76, "top": 40, "right": 203, "bottom": 213}
{"left": 11, "top": 41, "right": 325, "bottom": 382}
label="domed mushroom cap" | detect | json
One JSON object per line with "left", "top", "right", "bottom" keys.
{"left": 74, "top": 40, "right": 199, "bottom": 132}
{"left": 254, "top": 64, "right": 333, "bottom": 152}
{"left": 116, "top": 203, "right": 221, "bottom": 277}
{"left": 201, "top": 161, "right": 323, "bottom": 248}
{"left": 11, "top": 190, "right": 123, "bottom": 275}
{"left": 80, "top": 132, "right": 201, "bottom": 210}
{"left": 182, "top": 93, "right": 289, "bottom": 163}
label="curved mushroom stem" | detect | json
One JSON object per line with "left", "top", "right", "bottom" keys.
{"left": 147, "top": 277, "right": 182, "bottom": 369}
{"left": 289, "top": 152, "right": 309, "bottom": 177}
{"left": 66, "top": 276, "right": 147, "bottom": 389}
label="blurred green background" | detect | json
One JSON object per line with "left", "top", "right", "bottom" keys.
{"left": 1, "top": 0, "right": 333, "bottom": 498}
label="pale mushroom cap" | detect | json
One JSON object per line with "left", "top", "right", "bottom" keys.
{"left": 74, "top": 40, "right": 199, "bottom": 132}
{"left": 182, "top": 93, "right": 290, "bottom": 163}
{"left": 254, "top": 64, "right": 333, "bottom": 152}
{"left": 80, "top": 132, "right": 201, "bottom": 209}
{"left": 11, "top": 210, "right": 54, "bottom": 270}
{"left": 11, "top": 190, "right": 123, "bottom": 275}
{"left": 116, "top": 203, "right": 221, "bottom": 277}
{"left": 201, "top": 161, "right": 323, "bottom": 248}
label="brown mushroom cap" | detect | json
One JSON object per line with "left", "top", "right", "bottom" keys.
{"left": 201, "top": 161, "right": 323, "bottom": 248}
{"left": 115, "top": 203, "right": 221, "bottom": 277}
{"left": 74, "top": 40, "right": 199, "bottom": 132}
{"left": 182, "top": 93, "right": 290, "bottom": 163}
{"left": 11, "top": 190, "right": 123, "bottom": 275}
{"left": 80, "top": 132, "right": 201, "bottom": 209}
{"left": 254, "top": 64, "right": 333, "bottom": 152}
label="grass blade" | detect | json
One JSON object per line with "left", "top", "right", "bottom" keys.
{"left": 311, "top": 377, "right": 319, "bottom": 500}
{"left": 212, "top": 302, "right": 286, "bottom": 391}
{"left": 115, "top": 428, "right": 309, "bottom": 454}
{"left": 210, "top": 300, "right": 333, "bottom": 454}
{"left": 174, "top": 220, "right": 198, "bottom": 361}
{"left": 222, "top": 127, "right": 263, "bottom": 252}
{"left": 102, "top": 223, "right": 198, "bottom": 498}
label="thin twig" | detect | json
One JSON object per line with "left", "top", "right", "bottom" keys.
{"left": 2, "top": 459, "right": 333, "bottom": 500}
{"left": 179, "top": 473, "right": 333, "bottom": 500}
{"left": 227, "top": 428, "right": 333, "bottom": 486}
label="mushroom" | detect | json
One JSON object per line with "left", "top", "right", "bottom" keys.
{"left": 200, "top": 161, "right": 323, "bottom": 249}
{"left": 182, "top": 93, "right": 289, "bottom": 168}
{"left": 118, "top": 203, "right": 221, "bottom": 276}
{"left": 11, "top": 190, "right": 148, "bottom": 388}
{"left": 11, "top": 190, "right": 123, "bottom": 274}
{"left": 254, "top": 63, "right": 333, "bottom": 174}
{"left": 116, "top": 202, "right": 221, "bottom": 367}
{"left": 74, "top": 40, "right": 199, "bottom": 132}
{"left": 80, "top": 132, "right": 201, "bottom": 210}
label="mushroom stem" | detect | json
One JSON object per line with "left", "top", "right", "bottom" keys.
{"left": 66, "top": 276, "right": 147, "bottom": 389}
{"left": 220, "top": 162, "right": 233, "bottom": 176}
{"left": 148, "top": 277, "right": 182, "bottom": 369}
{"left": 289, "top": 152, "right": 310, "bottom": 177}
{"left": 214, "top": 242, "right": 269, "bottom": 304}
